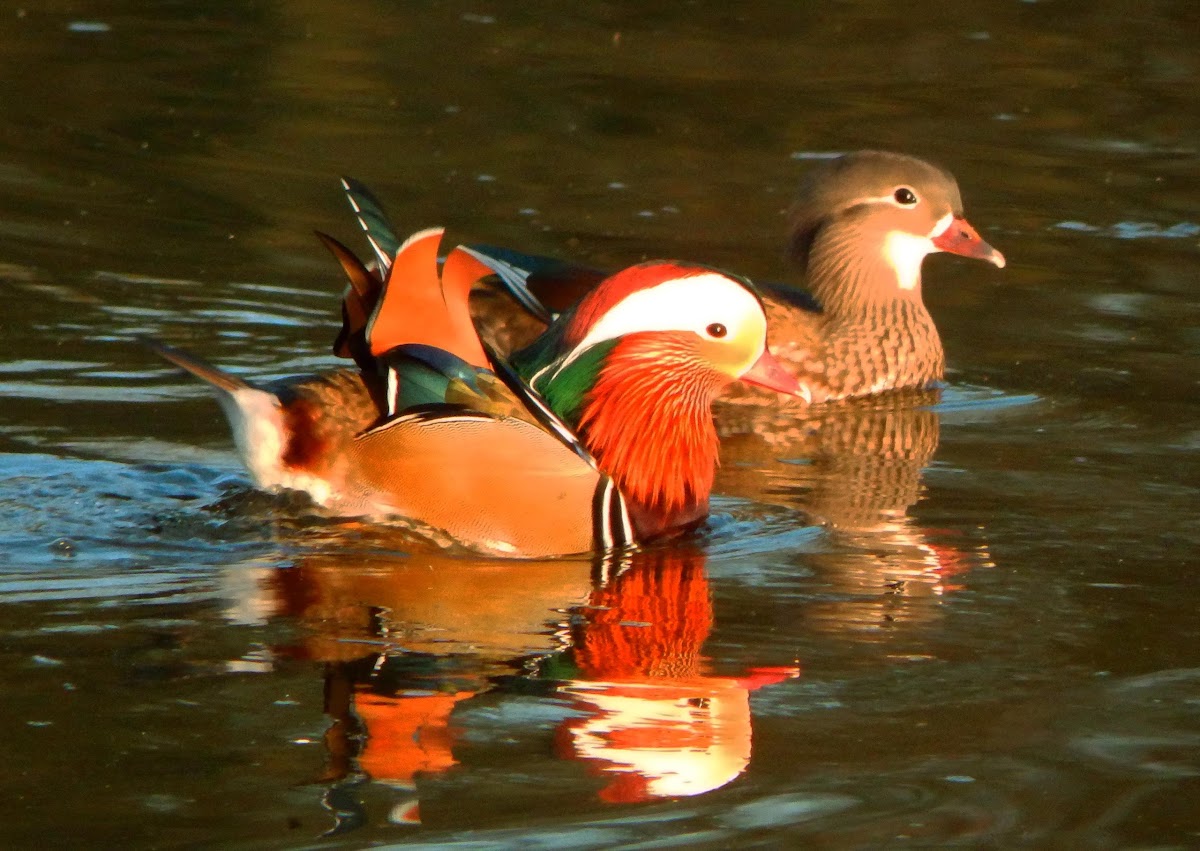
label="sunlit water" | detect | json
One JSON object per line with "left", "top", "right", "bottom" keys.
{"left": 1, "top": 2, "right": 1198, "bottom": 847}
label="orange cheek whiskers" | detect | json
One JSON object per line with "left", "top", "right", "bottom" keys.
{"left": 575, "top": 334, "right": 726, "bottom": 517}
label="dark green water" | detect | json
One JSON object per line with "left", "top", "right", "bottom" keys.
{"left": 1, "top": 2, "right": 1198, "bottom": 847}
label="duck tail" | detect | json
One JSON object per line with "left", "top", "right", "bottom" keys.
{"left": 141, "top": 337, "right": 252, "bottom": 395}
{"left": 141, "top": 337, "right": 286, "bottom": 485}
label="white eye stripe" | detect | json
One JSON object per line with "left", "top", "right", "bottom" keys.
{"left": 858, "top": 191, "right": 919, "bottom": 208}
{"left": 549, "top": 272, "right": 766, "bottom": 381}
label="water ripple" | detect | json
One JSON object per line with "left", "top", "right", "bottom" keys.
{"left": 1056, "top": 220, "right": 1200, "bottom": 240}
{"left": 936, "top": 384, "right": 1042, "bottom": 418}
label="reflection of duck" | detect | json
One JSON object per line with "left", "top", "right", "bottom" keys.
{"left": 268, "top": 544, "right": 596, "bottom": 663}
{"left": 260, "top": 542, "right": 796, "bottom": 827}
{"left": 558, "top": 548, "right": 800, "bottom": 802}
{"left": 266, "top": 544, "right": 597, "bottom": 828}
{"left": 717, "top": 389, "right": 992, "bottom": 629}
{"left": 718, "top": 388, "right": 942, "bottom": 530}
{"left": 316, "top": 660, "right": 470, "bottom": 829}
{"left": 719, "top": 388, "right": 942, "bottom": 532}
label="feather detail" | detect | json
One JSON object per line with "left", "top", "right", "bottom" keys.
{"left": 804, "top": 219, "right": 905, "bottom": 310}
{"left": 561, "top": 262, "right": 702, "bottom": 349}
{"left": 458, "top": 244, "right": 556, "bottom": 324}
{"left": 366, "top": 227, "right": 443, "bottom": 356}
{"left": 315, "top": 231, "right": 382, "bottom": 370}
{"left": 365, "top": 231, "right": 491, "bottom": 369}
{"left": 341, "top": 176, "right": 402, "bottom": 273}
{"left": 790, "top": 221, "right": 944, "bottom": 400}
{"left": 484, "top": 343, "right": 602, "bottom": 467}
{"left": 440, "top": 246, "right": 498, "bottom": 362}
{"left": 572, "top": 331, "right": 727, "bottom": 537}
{"left": 461, "top": 243, "right": 608, "bottom": 321}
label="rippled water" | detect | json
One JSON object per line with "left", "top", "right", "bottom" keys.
{"left": 2, "top": 2, "right": 1198, "bottom": 847}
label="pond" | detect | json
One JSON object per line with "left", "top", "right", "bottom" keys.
{"left": 1, "top": 1, "right": 1198, "bottom": 847}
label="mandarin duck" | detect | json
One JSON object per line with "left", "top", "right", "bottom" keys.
{"left": 466, "top": 150, "right": 1006, "bottom": 403}
{"left": 148, "top": 213, "right": 801, "bottom": 556}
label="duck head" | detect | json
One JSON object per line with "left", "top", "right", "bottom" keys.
{"left": 788, "top": 151, "right": 1005, "bottom": 307}
{"left": 511, "top": 262, "right": 802, "bottom": 535}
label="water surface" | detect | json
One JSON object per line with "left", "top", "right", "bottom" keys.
{"left": 2, "top": 1, "right": 1198, "bottom": 847}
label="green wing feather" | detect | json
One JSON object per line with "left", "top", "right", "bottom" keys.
{"left": 382, "top": 345, "right": 534, "bottom": 422}
{"left": 341, "top": 177, "right": 403, "bottom": 272}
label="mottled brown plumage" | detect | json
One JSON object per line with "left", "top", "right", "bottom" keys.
{"left": 736, "top": 151, "right": 1005, "bottom": 403}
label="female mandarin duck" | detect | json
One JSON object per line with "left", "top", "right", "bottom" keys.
{"left": 149, "top": 214, "right": 801, "bottom": 556}
{"left": 468, "top": 150, "right": 1006, "bottom": 403}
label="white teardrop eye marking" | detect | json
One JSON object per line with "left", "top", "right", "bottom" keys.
{"left": 893, "top": 186, "right": 919, "bottom": 206}
{"left": 553, "top": 272, "right": 769, "bottom": 378}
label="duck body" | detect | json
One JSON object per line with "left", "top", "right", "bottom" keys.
{"left": 150, "top": 200, "right": 801, "bottom": 556}
{"left": 760, "top": 270, "right": 944, "bottom": 404}
{"left": 153, "top": 348, "right": 619, "bottom": 556}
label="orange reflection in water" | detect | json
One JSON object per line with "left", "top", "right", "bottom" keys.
{"left": 559, "top": 549, "right": 798, "bottom": 802}
{"left": 265, "top": 542, "right": 798, "bottom": 824}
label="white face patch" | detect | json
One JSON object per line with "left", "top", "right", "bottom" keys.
{"left": 546, "top": 272, "right": 768, "bottom": 383}
{"left": 882, "top": 213, "right": 954, "bottom": 291}
{"left": 883, "top": 231, "right": 934, "bottom": 291}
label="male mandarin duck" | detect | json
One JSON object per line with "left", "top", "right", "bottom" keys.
{"left": 467, "top": 150, "right": 1006, "bottom": 403}
{"left": 149, "top": 210, "right": 801, "bottom": 556}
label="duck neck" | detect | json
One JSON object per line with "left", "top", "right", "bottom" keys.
{"left": 805, "top": 223, "right": 928, "bottom": 316}
{"left": 569, "top": 333, "right": 723, "bottom": 540}
{"left": 795, "top": 223, "right": 944, "bottom": 400}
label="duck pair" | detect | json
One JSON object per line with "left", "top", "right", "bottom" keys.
{"left": 150, "top": 151, "right": 1004, "bottom": 557}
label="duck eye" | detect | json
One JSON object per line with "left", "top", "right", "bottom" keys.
{"left": 894, "top": 187, "right": 918, "bottom": 206}
{"left": 706, "top": 322, "right": 728, "bottom": 339}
